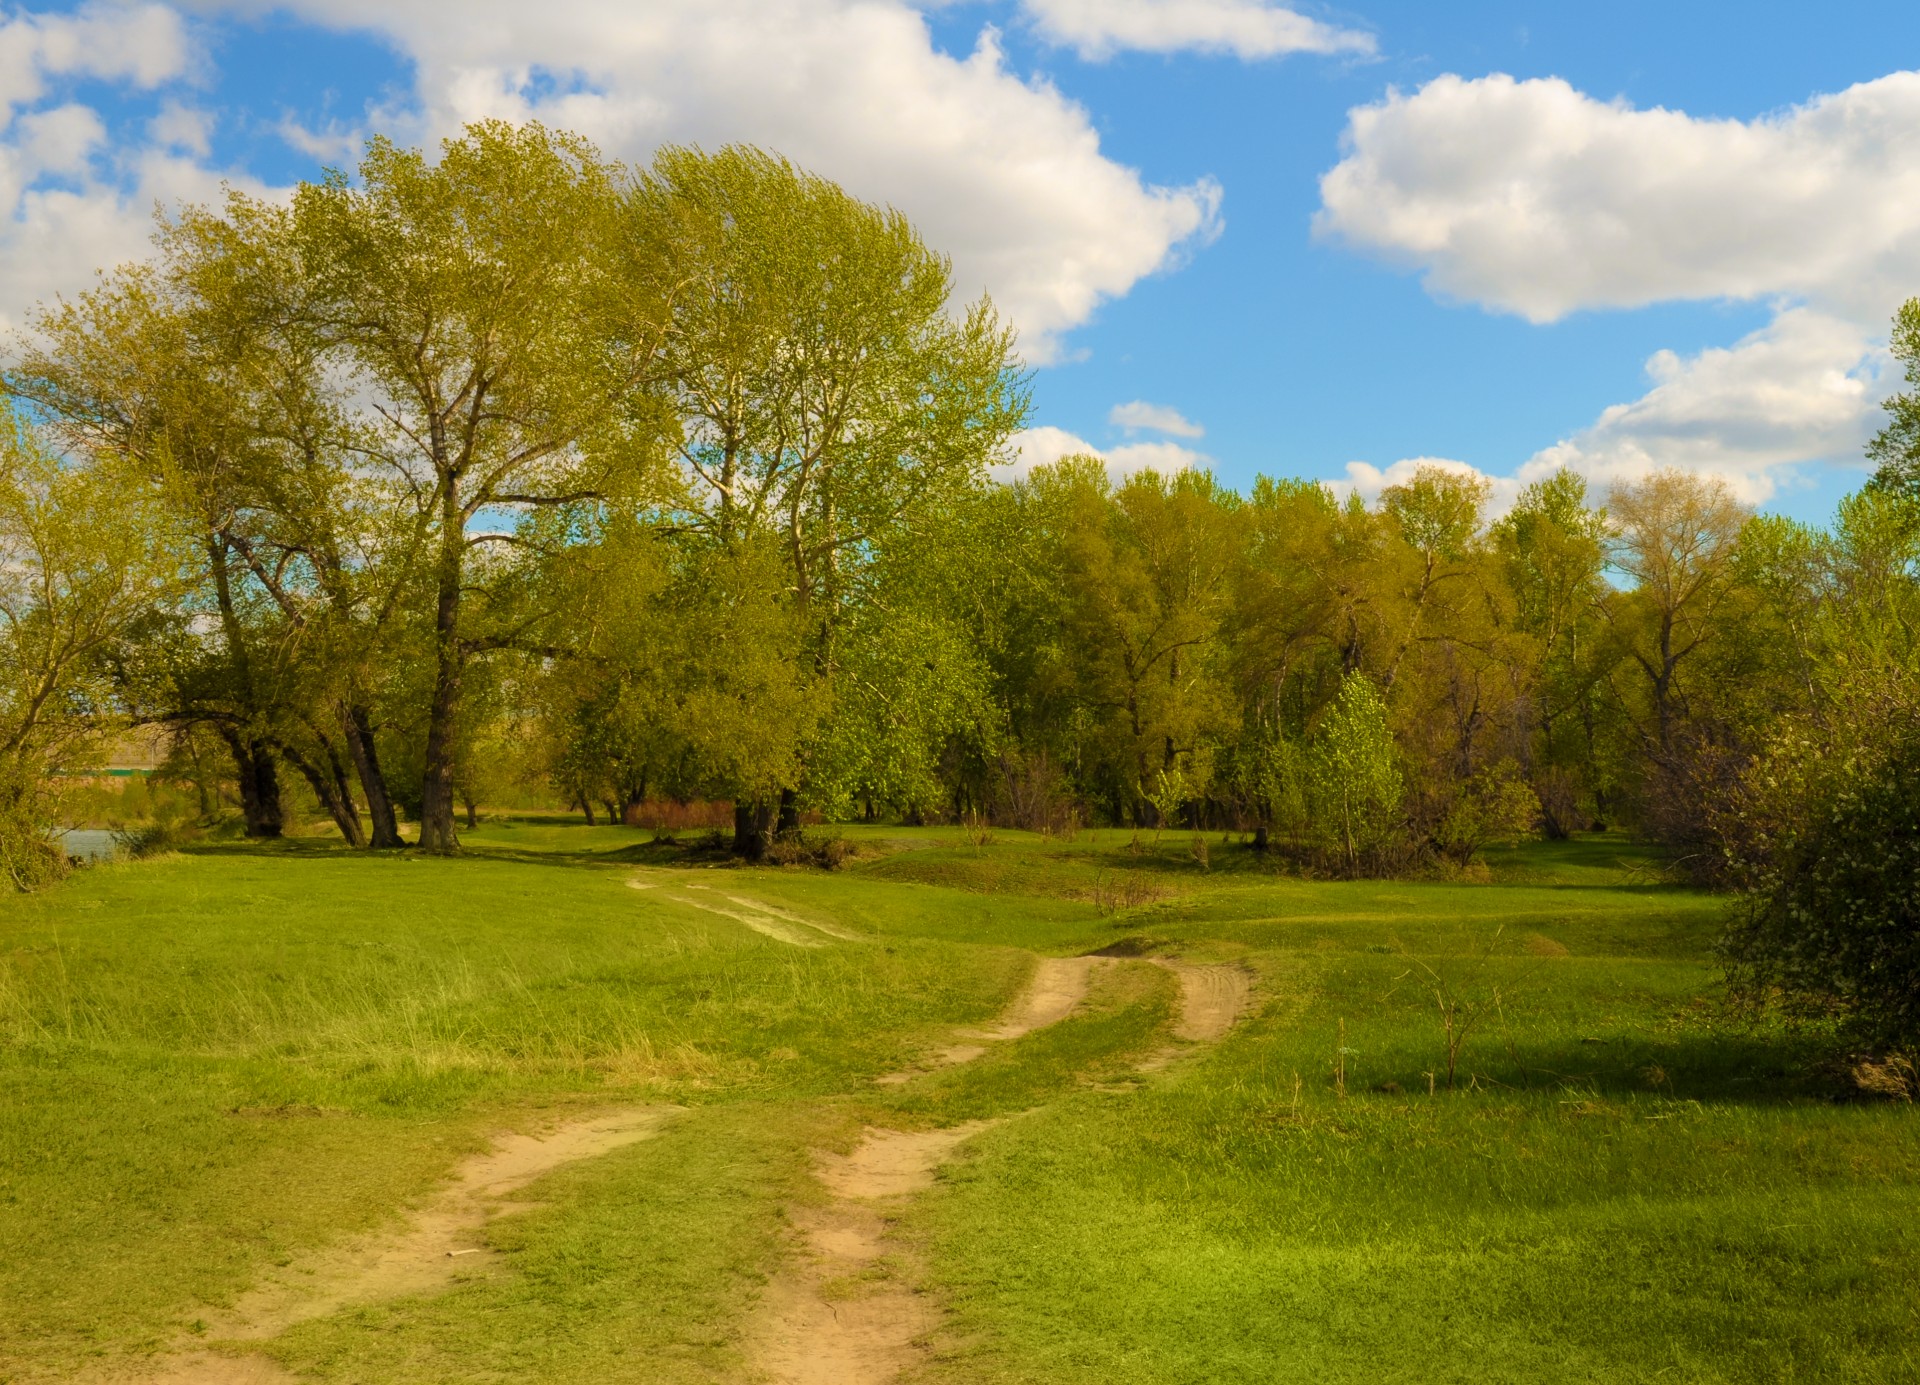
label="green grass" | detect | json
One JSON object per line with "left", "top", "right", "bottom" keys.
{"left": 1, "top": 823, "right": 1914, "bottom": 1383}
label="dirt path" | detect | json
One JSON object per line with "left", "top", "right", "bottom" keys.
{"left": 1156, "top": 961, "right": 1255, "bottom": 1042}
{"left": 629, "top": 874, "right": 861, "bottom": 948}
{"left": 123, "top": 1107, "right": 677, "bottom": 1383}
{"left": 751, "top": 1123, "right": 997, "bottom": 1385}
{"left": 752, "top": 953, "right": 1259, "bottom": 1383}
{"left": 752, "top": 955, "right": 1111, "bottom": 1383}
{"left": 879, "top": 955, "right": 1104, "bottom": 1082}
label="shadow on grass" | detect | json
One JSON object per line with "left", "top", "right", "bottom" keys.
{"left": 1353, "top": 1028, "right": 1858, "bottom": 1108}
{"left": 178, "top": 831, "right": 739, "bottom": 873}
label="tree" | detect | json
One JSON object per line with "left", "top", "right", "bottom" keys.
{"left": 1723, "top": 715, "right": 1920, "bottom": 1050}
{"left": 1493, "top": 470, "right": 1610, "bottom": 832}
{"left": 1036, "top": 463, "right": 1240, "bottom": 825}
{"left": 7, "top": 200, "right": 430, "bottom": 847}
{"left": 1309, "top": 670, "right": 1402, "bottom": 874}
{"left": 289, "top": 121, "right": 660, "bottom": 853}
{"left": 1867, "top": 298, "right": 1920, "bottom": 501}
{"left": 1605, "top": 470, "right": 1750, "bottom": 811}
{"left": 0, "top": 418, "right": 181, "bottom": 886}
{"left": 630, "top": 145, "right": 1025, "bottom": 850}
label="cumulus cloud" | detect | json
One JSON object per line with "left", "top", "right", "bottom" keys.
{"left": 1021, "top": 0, "right": 1373, "bottom": 62}
{"left": 1333, "top": 455, "right": 1515, "bottom": 512}
{"left": 1317, "top": 71, "right": 1920, "bottom": 324}
{"left": 1518, "top": 309, "right": 1887, "bottom": 504}
{"left": 190, "top": 0, "right": 1227, "bottom": 362}
{"left": 0, "top": 3, "right": 193, "bottom": 124}
{"left": 0, "top": 6, "right": 253, "bottom": 334}
{"left": 1109, "top": 399, "right": 1204, "bottom": 437}
{"left": 1317, "top": 70, "right": 1920, "bottom": 500}
{"left": 148, "top": 100, "right": 214, "bottom": 156}
{"left": 996, "top": 423, "right": 1208, "bottom": 482}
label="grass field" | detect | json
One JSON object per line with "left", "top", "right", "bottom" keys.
{"left": 1, "top": 823, "right": 1914, "bottom": 1383}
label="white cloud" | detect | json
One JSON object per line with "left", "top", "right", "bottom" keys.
{"left": 1109, "top": 399, "right": 1204, "bottom": 437}
{"left": 0, "top": 7, "right": 240, "bottom": 335}
{"left": 1316, "top": 71, "right": 1920, "bottom": 325}
{"left": 190, "top": 0, "right": 1226, "bottom": 363}
{"left": 1518, "top": 309, "right": 1887, "bottom": 504}
{"left": 0, "top": 148, "right": 269, "bottom": 335}
{"left": 275, "top": 114, "right": 362, "bottom": 162}
{"left": 1108, "top": 438, "right": 1210, "bottom": 474}
{"left": 996, "top": 424, "right": 1208, "bottom": 481}
{"left": 148, "top": 100, "right": 214, "bottom": 156}
{"left": 1021, "top": 0, "right": 1373, "bottom": 62}
{"left": 1316, "top": 70, "right": 1920, "bottom": 501}
{"left": 0, "top": 3, "right": 193, "bottom": 125}
{"left": 1333, "top": 455, "right": 1515, "bottom": 512}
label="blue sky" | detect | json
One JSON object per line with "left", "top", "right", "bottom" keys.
{"left": 6, "top": 0, "right": 1920, "bottom": 521}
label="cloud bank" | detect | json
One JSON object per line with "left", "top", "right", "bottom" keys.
{"left": 187, "top": 0, "right": 1229, "bottom": 362}
{"left": 1318, "top": 70, "right": 1920, "bottom": 502}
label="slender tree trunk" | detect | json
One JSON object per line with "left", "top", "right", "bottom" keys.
{"left": 344, "top": 705, "right": 403, "bottom": 848}
{"left": 417, "top": 495, "right": 465, "bottom": 854}
{"left": 776, "top": 787, "right": 799, "bottom": 835}
{"left": 275, "top": 738, "right": 366, "bottom": 847}
{"left": 578, "top": 796, "right": 597, "bottom": 827}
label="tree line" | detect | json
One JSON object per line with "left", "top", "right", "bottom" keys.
{"left": 0, "top": 122, "right": 1914, "bottom": 1046}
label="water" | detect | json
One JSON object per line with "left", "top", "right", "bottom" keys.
{"left": 58, "top": 829, "right": 118, "bottom": 864}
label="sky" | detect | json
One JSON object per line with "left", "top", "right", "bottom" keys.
{"left": 3, "top": 1, "right": 1920, "bottom": 521}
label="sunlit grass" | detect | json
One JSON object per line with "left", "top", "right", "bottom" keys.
{"left": 1, "top": 824, "right": 1913, "bottom": 1383}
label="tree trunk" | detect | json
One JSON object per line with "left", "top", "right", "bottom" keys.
{"left": 344, "top": 705, "right": 404, "bottom": 848}
{"left": 733, "top": 799, "right": 773, "bottom": 860}
{"left": 215, "top": 724, "right": 284, "bottom": 839}
{"left": 776, "top": 786, "right": 799, "bottom": 836}
{"left": 417, "top": 474, "right": 466, "bottom": 854}
{"left": 275, "top": 738, "right": 366, "bottom": 847}
{"left": 578, "top": 796, "right": 597, "bottom": 826}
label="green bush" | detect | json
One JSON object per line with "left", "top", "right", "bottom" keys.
{"left": 0, "top": 807, "right": 67, "bottom": 891}
{"left": 1723, "top": 718, "right": 1920, "bottom": 1050}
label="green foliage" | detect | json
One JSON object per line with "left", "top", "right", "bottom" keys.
{"left": 1436, "top": 761, "right": 1541, "bottom": 864}
{"left": 1867, "top": 297, "right": 1920, "bottom": 501}
{"left": 1724, "top": 715, "right": 1920, "bottom": 1050}
{"left": 1308, "top": 671, "right": 1402, "bottom": 873}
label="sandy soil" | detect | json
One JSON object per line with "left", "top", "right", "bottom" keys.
{"left": 1158, "top": 961, "right": 1255, "bottom": 1042}
{"left": 751, "top": 1123, "right": 997, "bottom": 1385}
{"left": 120, "top": 1107, "right": 677, "bottom": 1383}
{"left": 875, "top": 955, "right": 1105, "bottom": 1085}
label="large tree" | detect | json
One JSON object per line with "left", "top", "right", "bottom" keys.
{"left": 629, "top": 145, "right": 1026, "bottom": 854}
{"left": 289, "top": 121, "right": 665, "bottom": 852}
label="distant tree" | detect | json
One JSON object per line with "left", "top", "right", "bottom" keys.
{"left": 1867, "top": 298, "right": 1920, "bottom": 501}
{"left": 1604, "top": 469, "right": 1753, "bottom": 856}
{"left": 1309, "top": 670, "right": 1402, "bottom": 874}
{"left": 1493, "top": 470, "right": 1611, "bottom": 832}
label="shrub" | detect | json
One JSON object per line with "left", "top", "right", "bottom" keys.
{"left": 0, "top": 808, "right": 67, "bottom": 891}
{"left": 764, "top": 830, "right": 853, "bottom": 870}
{"left": 1722, "top": 717, "right": 1920, "bottom": 1050}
